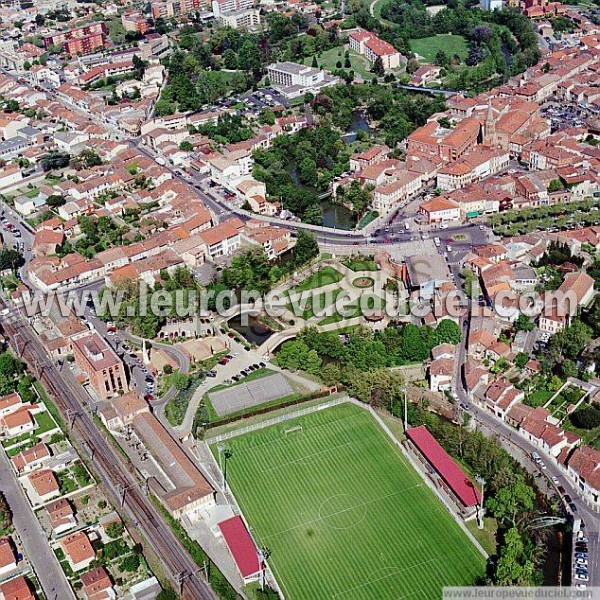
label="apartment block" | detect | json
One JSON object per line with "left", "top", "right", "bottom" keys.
{"left": 72, "top": 332, "right": 128, "bottom": 400}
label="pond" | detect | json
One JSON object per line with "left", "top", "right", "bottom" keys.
{"left": 320, "top": 199, "right": 356, "bottom": 230}
{"left": 228, "top": 315, "right": 274, "bottom": 346}
{"left": 342, "top": 110, "right": 372, "bottom": 144}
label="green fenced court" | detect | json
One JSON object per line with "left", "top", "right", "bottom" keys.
{"left": 213, "top": 402, "right": 485, "bottom": 599}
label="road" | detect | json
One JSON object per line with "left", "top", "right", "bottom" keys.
{"left": 454, "top": 310, "right": 600, "bottom": 587}
{"left": 0, "top": 302, "right": 216, "bottom": 600}
{"left": 0, "top": 449, "right": 76, "bottom": 600}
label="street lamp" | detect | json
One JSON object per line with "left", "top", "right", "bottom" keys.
{"left": 475, "top": 475, "right": 485, "bottom": 530}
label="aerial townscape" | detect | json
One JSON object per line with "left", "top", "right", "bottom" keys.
{"left": 0, "top": 0, "right": 598, "bottom": 596}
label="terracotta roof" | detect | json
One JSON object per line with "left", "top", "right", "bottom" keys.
{"left": 28, "top": 468, "right": 59, "bottom": 498}
{"left": 61, "top": 531, "right": 95, "bottom": 566}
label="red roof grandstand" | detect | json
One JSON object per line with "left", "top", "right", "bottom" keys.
{"left": 407, "top": 426, "right": 481, "bottom": 508}
{"left": 218, "top": 516, "right": 261, "bottom": 581}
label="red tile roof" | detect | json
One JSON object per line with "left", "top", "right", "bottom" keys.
{"left": 218, "top": 516, "right": 261, "bottom": 579}
{"left": 407, "top": 426, "right": 481, "bottom": 507}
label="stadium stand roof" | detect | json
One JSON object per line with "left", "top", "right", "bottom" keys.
{"left": 407, "top": 426, "right": 481, "bottom": 508}
{"left": 218, "top": 516, "right": 261, "bottom": 580}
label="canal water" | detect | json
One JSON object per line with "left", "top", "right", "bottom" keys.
{"left": 228, "top": 315, "right": 274, "bottom": 346}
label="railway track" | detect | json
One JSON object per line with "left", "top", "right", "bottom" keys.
{"left": 0, "top": 306, "right": 217, "bottom": 600}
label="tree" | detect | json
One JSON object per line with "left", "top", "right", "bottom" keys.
{"left": 305, "top": 349, "right": 322, "bottom": 375}
{"left": 0, "top": 249, "right": 24, "bottom": 271}
{"left": 119, "top": 553, "right": 141, "bottom": 572}
{"left": 311, "top": 55, "right": 318, "bottom": 68}
{"left": 438, "top": 117, "right": 452, "bottom": 129}
{"left": 321, "top": 363, "right": 341, "bottom": 386}
{"left": 548, "top": 319, "right": 593, "bottom": 362}
{"left": 434, "top": 320, "right": 461, "bottom": 346}
{"left": 179, "top": 141, "right": 194, "bottom": 151}
{"left": 46, "top": 194, "right": 66, "bottom": 208}
{"left": 371, "top": 56, "right": 385, "bottom": 76}
{"left": 276, "top": 340, "right": 309, "bottom": 371}
{"left": 105, "top": 521, "right": 125, "bottom": 539}
{"left": 486, "top": 481, "right": 535, "bottom": 527}
{"left": 348, "top": 367, "right": 404, "bottom": 409}
{"left": 434, "top": 49, "right": 449, "bottom": 67}
{"left": 514, "top": 352, "right": 529, "bottom": 369}
{"left": 547, "top": 179, "right": 562, "bottom": 193}
{"left": 172, "top": 372, "right": 190, "bottom": 391}
{"left": 514, "top": 314, "right": 534, "bottom": 332}
{"left": 293, "top": 231, "right": 319, "bottom": 267}
{"left": 571, "top": 405, "right": 600, "bottom": 430}
{"left": 494, "top": 527, "right": 537, "bottom": 586}
{"left": 156, "top": 589, "right": 178, "bottom": 600}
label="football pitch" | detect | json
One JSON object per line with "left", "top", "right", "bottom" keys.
{"left": 214, "top": 403, "right": 486, "bottom": 599}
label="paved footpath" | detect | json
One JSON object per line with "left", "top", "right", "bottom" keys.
{"left": 0, "top": 450, "right": 75, "bottom": 600}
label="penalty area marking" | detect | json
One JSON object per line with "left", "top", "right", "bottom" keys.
{"left": 331, "top": 557, "right": 437, "bottom": 599}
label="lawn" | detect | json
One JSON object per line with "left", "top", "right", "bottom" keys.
{"left": 35, "top": 410, "right": 58, "bottom": 435}
{"left": 409, "top": 35, "right": 468, "bottom": 63}
{"left": 291, "top": 266, "right": 343, "bottom": 293}
{"left": 304, "top": 47, "right": 374, "bottom": 80}
{"left": 215, "top": 403, "right": 485, "bottom": 599}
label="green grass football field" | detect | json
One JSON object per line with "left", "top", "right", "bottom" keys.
{"left": 214, "top": 403, "right": 485, "bottom": 599}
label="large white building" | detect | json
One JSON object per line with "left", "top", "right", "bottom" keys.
{"left": 267, "top": 62, "right": 340, "bottom": 99}
{"left": 212, "top": 0, "right": 260, "bottom": 28}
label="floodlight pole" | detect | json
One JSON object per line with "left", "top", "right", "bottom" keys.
{"left": 476, "top": 476, "right": 485, "bottom": 529}
{"left": 403, "top": 387, "right": 408, "bottom": 432}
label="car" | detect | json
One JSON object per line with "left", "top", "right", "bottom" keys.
{"left": 576, "top": 557, "right": 588, "bottom": 565}
{"left": 446, "top": 245, "right": 453, "bottom": 253}
{"left": 219, "top": 358, "right": 229, "bottom": 365}
{"left": 434, "top": 237, "right": 441, "bottom": 247}
{"left": 576, "top": 584, "right": 587, "bottom": 591}
{"left": 439, "top": 223, "right": 448, "bottom": 230}
{"left": 575, "top": 573, "right": 589, "bottom": 582}
{"left": 575, "top": 552, "right": 588, "bottom": 559}
{"left": 575, "top": 545, "right": 588, "bottom": 553}
{"left": 570, "top": 503, "right": 578, "bottom": 513}
{"left": 144, "top": 393, "right": 154, "bottom": 401}
{"left": 564, "top": 494, "right": 573, "bottom": 504}
{"left": 551, "top": 476, "right": 559, "bottom": 484}
{"left": 231, "top": 375, "right": 240, "bottom": 382}
{"left": 106, "top": 330, "right": 115, "bottom": 336}
{"left": 259, "top": 361, "right": 266, "bottom": 367}
{"left": 206, "top": 371, "right": 217, "bottom": 378}
{"left": 531, "top": 452, "right": 540, "bottom": 460}
{"left": 241, "top": 369, "right": 249, "bottom": 376}
{"left": 129, "top": 352, "right": 137, "bottom": 359}
{"left": 540, "top": 462, "right": 547, "bottom": 470}
{"left": 479, "top": 224, "right": 485, "bottom": 230}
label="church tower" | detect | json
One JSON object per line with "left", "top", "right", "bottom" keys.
{"left": 484, "top": 100, "right": 496, "bottom": 147}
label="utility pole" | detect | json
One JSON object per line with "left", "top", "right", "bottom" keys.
{"left": 66, "top": 408, "right": 78, "bottom": 430}
{"left": 403, "top": 386, "right": 408, "bottom": 432}
{"left": 176, "top": 570, "right": 190, "bottom": 595}
{"left": 116, "top": 483, "right": 131, "bottom": 507}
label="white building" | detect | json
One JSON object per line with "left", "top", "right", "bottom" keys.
{"left": 480, "top": 0, "right": 504, "bottom": 10}
{"left": 267, "top": 62, "right": 340, "bottom": 99}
